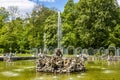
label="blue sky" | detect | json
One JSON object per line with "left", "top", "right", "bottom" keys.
{"left": 0, "top": 0, "right": 79, "bottom": 13}
{"left": 37, "top": 0, "right": 68, "bottom": 11}
{"left": 29, "top": 0, "right": 79, "bottom": 11}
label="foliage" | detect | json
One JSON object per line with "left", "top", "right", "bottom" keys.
{"left": 74, "top": 0, "right": 120, "bottom": 48}
{"left": 62, "top": 0, "right": 77, "bottom": 48}
{"left": 0, "top": 0, "right": 120, "bottom": 53}
{"left": 44, "top": 12, "right": 57, "bottom": 47}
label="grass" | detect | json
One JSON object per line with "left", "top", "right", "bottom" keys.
{"left": 15, "top": 53, "right": 33, "bottom": 57}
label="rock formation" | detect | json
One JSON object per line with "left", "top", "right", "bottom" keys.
{"left": 36, "top": 54, "right": 86, "bottom": 73}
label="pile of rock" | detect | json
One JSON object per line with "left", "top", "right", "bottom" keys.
{"left": 36, "top": 55, "right": 85, "bottom": 73}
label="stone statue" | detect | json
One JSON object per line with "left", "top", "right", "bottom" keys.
{"left": 55, "top": 48, "right": 63, "bottom": 57}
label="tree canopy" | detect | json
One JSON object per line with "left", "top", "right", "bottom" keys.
{"left": 0, "top": 0, "right": 120, "bottom": 53}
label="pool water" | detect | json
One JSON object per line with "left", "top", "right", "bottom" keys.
{"left": 0, "top": 60, "right": 120, "bottom": 80}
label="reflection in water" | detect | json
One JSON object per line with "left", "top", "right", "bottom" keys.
{"left": 13, "top": 69, "right": 24, "bottom": 72}
{"left": 39, "top": 77, "right": 44, "bottom": 80}
{"left": 103, "top": 70, "right": 113, "bottom": 74}
{"left": 107, "top": 61, "right": 110, "bottom": 66}
{"left": 81, "top": 73, "right": 86, "bottom": 76}
{"left": 107, "top": 60, "right": 118, "bottom": 66}
{"left": 77, "top": 75, "right": 81, "bottom": 78}
{"left": 23, "top": 66, "right": 35, "bottom": 69}
{"left": 53, "top": 76, "right": 58, "bottom": 79}
{"left": 101, "top": 68, "right": 106, "bottom": 70}
{"left": 68, "top": 77, "right": 73, "bottom": 80}
{"left": 77, "top": 75, "right": 84, "bottom": 78}
{"left": 5, "top": 62, "right": 15, "bottom": 66}
{"left": 35, "top": 77, "right": 44, "bottom": 80}
{"left": 0, "top": 60, "right": 120, "bottom": 80}
{"left": 1, "top": 71, "right": 19, "bottom": 77}
{"left": 34, "top": 77, "right": 44, "bottom": 80}
{"left": 90, "top": 66, "right": 101, "bottom": 69}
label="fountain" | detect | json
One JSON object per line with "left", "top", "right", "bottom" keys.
{"left": 43, "top": 33, "right": 47, "bottom": 54}
{"left": 57, "top": 11, "right": 62, "bottom": 49}
{"left": 36, "top": 11, "right": 86, "bottom": 73}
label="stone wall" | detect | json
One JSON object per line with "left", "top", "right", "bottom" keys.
{"left": 36, "top": 55, "right": 86, "bottom": 73}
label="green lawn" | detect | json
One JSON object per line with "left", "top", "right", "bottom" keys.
{"left": 15, "top": 53, "right": 33, "bottom": 57}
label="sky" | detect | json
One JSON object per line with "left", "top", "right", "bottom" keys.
{"left": 33, "top": 0, "right": 79, "bottom": 11}
{"left": 0, "top": 0, "right": 120, "bottom": 15}
{"left": 0, "top": 0, "right": 79, "bottom": 14}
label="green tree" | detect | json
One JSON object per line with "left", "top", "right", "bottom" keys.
{"left": 0, "top": 7, "right": 9, "bottom": 27}
{"left": 62, "top": 0, "right": 76, "bottom": 48}
{"left": 29, "top": 6, "right": 57, "bottom": 48}
{"left": 44, "top": 12, "right": 57, "bottom": 48}
{"left": 75, "top": 0, "right": 120, "bottom": 48}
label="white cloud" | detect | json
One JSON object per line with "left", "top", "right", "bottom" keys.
{"left": 38, "top": 0, "right": 55, "bottom": 2}
{"left": 0, "top": 0, "right": 57, "bottom": 15}
{"left": 0, "top": 0, "right": 36, "bottom": 15}
{"left": 74, "top": 0, "right": 79, "bottom": 3}
{"left": 0, "top": 0, "right": 119, "bottom": 17}
{"left": 118, "top": 0, "right": 120, "bottom": 5}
